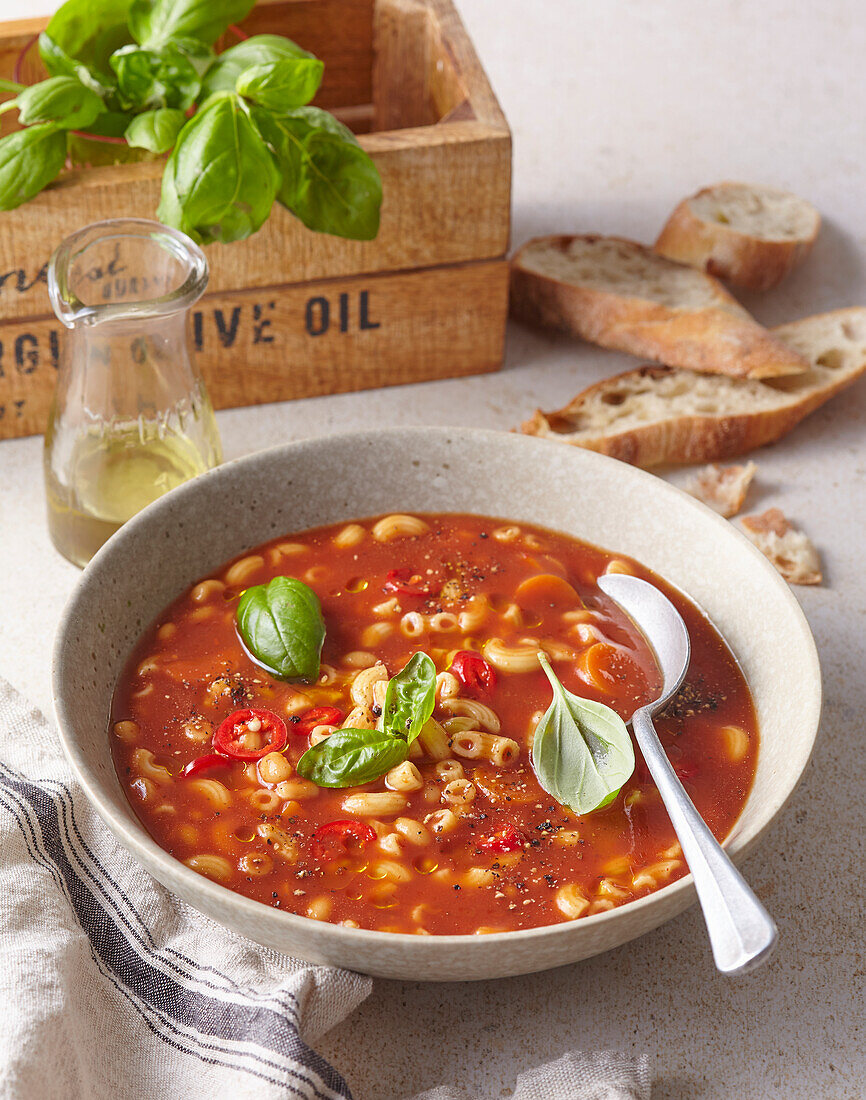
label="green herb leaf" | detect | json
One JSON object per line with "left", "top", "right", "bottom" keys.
{"left": 236, "top": 575, "right": 325, "bottom": 682}
{"left": 157, "top": 92, "right": 279, "bottom": 243}
{"left": 40, "top": 0, "right": 134, "bottom": 82}
{"left": 382, "top": 652, "right": 436, "bottom": 745}
{"left": 251, "top": 105, "right": 381, "bottom": 240}
{"left": 297, "top": 727, "right": 409, "bottom": 788}
{"left": 38, "top": 35, "right": 114, "bottom": 99}
{"left": 532, "top": 652, "right": 635, "bottom": 816}
{"left": 199, "top": 34, "right": 314, "bottom": 99}
{"left": 236, "top": 57, "right": 324, "bottom": 110}
{"left": 83, "top": 109, "right": 137, "bottom": 137}
{"left": 0, "top": 124, "right": 68, "bottom": 211}
{"left": 110, "top": 41, "right": 209, "bottom": 110}
{"left": 125, "top": 107, "right": 186, "bottom": 151}
{"left": 130, "top": 0, "right": 256, "bottom": 49}
{"left": 14, "top": 75, "right": 105, "bottom": 130}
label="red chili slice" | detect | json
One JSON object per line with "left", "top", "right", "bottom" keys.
{"left": 181, "top": 753, "right": 231, "bottom": 779}
{"left": 291, "top": 705, "right": 345, "bottom": 738}
{"left": 382, "top": 568, "right": 433, "bottom": 597}
{"left": 312, "top": 820, "right": 377, "bottom": 857}
{"left": 213, "top": 707, "right": 287, "bottom": 760}
{"left": 478, "top": 824, "right": 524, "bottom": 853}
{"left": 449, "top": 650, "right": 497, "bottom": 696}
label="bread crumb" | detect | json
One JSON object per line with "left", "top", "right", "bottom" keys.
{"left": 740, "top": 508, "right": 822, "bottom": 585}
{"left": 686, "top": 461, "right": 757, "bottom": 517}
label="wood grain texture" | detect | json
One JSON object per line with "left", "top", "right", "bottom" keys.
{"left": 373, "top": 0, "right": 435, "bottom": 131}
{"left": 0, "top": 259, "right": 508, "bottom": 440}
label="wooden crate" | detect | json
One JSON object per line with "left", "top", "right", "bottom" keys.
{"left": 0, "top": 0, "right": 511, "bottom": 439}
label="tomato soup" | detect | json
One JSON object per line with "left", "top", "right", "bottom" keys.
{"left": 110, "top": 513, "right": 758, "bottom": 935}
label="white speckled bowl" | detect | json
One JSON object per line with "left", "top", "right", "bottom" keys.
{"left": 53, "top": 428, "right": 821, "bottom": 980}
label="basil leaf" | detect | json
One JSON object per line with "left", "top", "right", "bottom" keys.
{"left": 38, "top": 35, "right": 114, "bottom": 100}
{"left": 157, "top": 92, "right": 279, "bottom": 243}
{"left": 80, "top": 110, "right": 135, "bottom": 137}
{"left": 110, "top": 41, "right": 206, "bottom": 110}
{"left": 297, "top": 727, "right": 409, "bottom": 789}
{"left": 236, "top": 58, "right": 324, "bottom": 110}
{"left": 200, "top": 34, "right": 314, "bottom": 99}
{"left": 382, "top": 652, "right": 436, "bottom": 745}
{"left": 251, "top": 105, "right": 381, "bottom": 240}
{"left": 236, "top": 575, "right": 324, "bottom": 682}
{"left": 125, "top": 107, "right": 186, "bottom": 152}
{"left": 130, "top": 0, "right": 256, "bottom": 49}
{"left": 0, "top": 125, "right": 68, "bottom": 211}
{"left": 532, "top": 652, "right": 635, "bottom": 816}
{"left": 15, "top": 76, "right": 105, "bottom": 130}
{"left": 40, "top": 0, "right": 133, "bottom": 82}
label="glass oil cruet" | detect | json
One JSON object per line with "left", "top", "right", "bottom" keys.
{"left": 45, "top": 218, "right": 222, "bottom": 567}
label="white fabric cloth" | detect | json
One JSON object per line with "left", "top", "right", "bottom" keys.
{"left": 0, "top": 676, "right": 650, "bottom": 1100}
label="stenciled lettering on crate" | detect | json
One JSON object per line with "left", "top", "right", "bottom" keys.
{"left": 0, "top": 260, "right": 508, "bottom": 438}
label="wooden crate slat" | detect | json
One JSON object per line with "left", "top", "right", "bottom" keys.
{"left": 0, "top": 119, "right": 510, "bottom": 322}
{"left": 0, "top": 259, "right": 508, "bottom": 440}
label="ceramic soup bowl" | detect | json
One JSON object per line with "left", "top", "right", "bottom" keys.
{"left": 53, "top": 428, "right": 821, "bottom": 980}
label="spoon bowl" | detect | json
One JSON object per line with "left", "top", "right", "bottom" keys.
{"left": 599, "top": 572, "right": 778, "bottom": 975}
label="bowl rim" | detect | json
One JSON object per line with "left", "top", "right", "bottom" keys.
{"left": 52, "top": 426, "right": 823, "bottom": 951}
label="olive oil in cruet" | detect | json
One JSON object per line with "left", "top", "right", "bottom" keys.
{"left": 44, "top": 219, "right": 222, "bottom": 567}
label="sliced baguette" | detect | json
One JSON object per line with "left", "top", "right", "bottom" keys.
{"left": 655, "top": 182, "right": 820, "bottom": 291}
{"left": 510, "top": 235, "right": 808, "bottom": 379}
{"left": 521, "top": 308, "right": 866, "bottom": 467}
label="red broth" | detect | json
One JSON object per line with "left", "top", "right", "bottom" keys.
{"left": 110, "top": 513, "right": 758, "bottom": 935}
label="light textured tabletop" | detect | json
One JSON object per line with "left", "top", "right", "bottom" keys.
{"left": 0, "top": 1, "right": 864, "bottom": 1098}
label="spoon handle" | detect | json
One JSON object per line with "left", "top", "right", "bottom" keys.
{"left": 633, "top": 709, "right": 778, "bottom": 975}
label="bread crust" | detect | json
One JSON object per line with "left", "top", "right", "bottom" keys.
{"left": 523, "top": 366, "right": 817, "bottom": 466}
{"left": 510, "top": 235, "right": 807, "bottom": 380}
{"left": 655, "top": 184, "right": 820, "bottom": 291}
{"left": 520, "top": 308, "right": 866, "bottom": 466}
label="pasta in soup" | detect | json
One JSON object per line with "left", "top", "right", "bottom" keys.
{"left": 110, "top": 513, "right": 758, "bottom": 935}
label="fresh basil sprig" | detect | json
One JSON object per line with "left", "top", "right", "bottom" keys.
{"left": 532, "top": 652, "right": 635, "bottom": 816}
{"left": 236, "top": 58, "right": 325, "bottom": 111}
{"left": 297, "top": 653, "right": 437, "bottom": 788}
{"left": 0, "top": 0, "right": 382, "bottom": 243}
{"left": 297, "top": 727, "right": 409, "bottom": 789}
{"left": 39, "top": 0, "right": 134, "bottom": 86}
{"left": 125, "top": 107, "right": 186, "bottom": 152}
{"left": 158, "top": 92, "right": 280, "bottom": 243}
{"left": 381, "top": 652, "right": 436, "bottom": 744}
{"left": 251, "top": 106, "right": 382, "bottom": 240}
{"left": 111, "top": 40, "right": 212, "bottom": 111}
{"left": 200, "top": 34, "right": 315, "bottom": 99}
{"left": 0, "top": 125, "right": 68, "bottom": 210}
{"left": 236, "top": 575, "right": 325, "bottom": 683}
{"left": 129, "top": 0, "right": 256, "bottom": 50}
{"left": 11, "top": 75, "right": 105, "bottom": 129}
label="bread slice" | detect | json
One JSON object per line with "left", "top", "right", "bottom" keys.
{"left": 740, "top": 509, "right": 822, "bottom": 585}
{"left": 510, "top": 235, "right": 807, "bottom": 380}
{"left": 520, "top": 308, "right": 866, "bottom": 467}
{"left": 655, "top": 182, "right": 820, "bottom": 291}
{"left": 686, "top": 461, "right": 756, "bottom": 518}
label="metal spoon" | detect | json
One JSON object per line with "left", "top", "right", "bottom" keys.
{"left": 598, "top": 572, "right": 777, "bottom": 975}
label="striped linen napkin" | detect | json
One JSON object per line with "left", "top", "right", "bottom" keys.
{"left": 0, "top": 676, "right": 650, "bottom": 1100}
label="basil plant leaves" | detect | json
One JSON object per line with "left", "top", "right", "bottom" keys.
{"left": 236, "top": 575, "right": 325, "bottom": 683}
{"left": 298, "top": 653, "right": 437, "bottom": 789}
{"left": 532, "top": 652, "right": 635, "bottom": 815}
{"left": 1, "top": 0, "right": 382, "bottom": 244}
